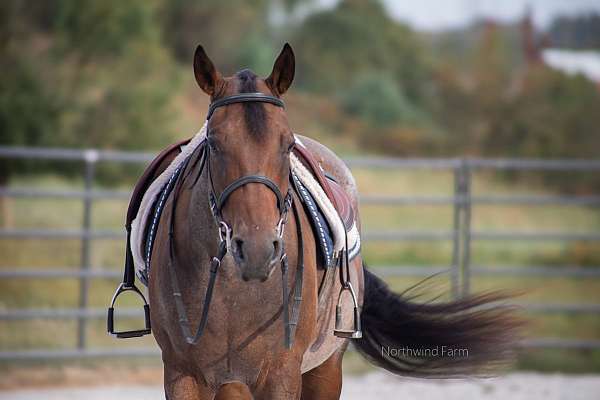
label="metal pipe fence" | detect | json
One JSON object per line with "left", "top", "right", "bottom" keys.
{"left": 1, "top": 146, "right": 599, "bottom": 360}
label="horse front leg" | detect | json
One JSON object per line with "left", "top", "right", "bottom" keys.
{"left": 215, "top": 382, "right": 253, "bottom": 399}
{"left": 164, "top": 364, "right": 213, "bottom": 400}
{"left": 253, "top": 360, "right": 303, "bottom": 400}
{"left": 300, "top": 349, "right": 344, "bottom": 400}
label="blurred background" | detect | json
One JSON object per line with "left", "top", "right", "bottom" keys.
{"left": 1, "top": 0, "right": 600, "bottom": 396}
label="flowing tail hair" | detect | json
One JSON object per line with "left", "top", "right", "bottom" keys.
{"left": 355, "top": 266, "right": 524, "bottom": 378}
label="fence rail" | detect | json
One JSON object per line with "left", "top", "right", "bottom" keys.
{"left": 1, "top": 145, "right": 600, "bottom": 360}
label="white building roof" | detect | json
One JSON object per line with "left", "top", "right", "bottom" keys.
{"left": 542, "top": 49, "right": 600, "bottom": 82}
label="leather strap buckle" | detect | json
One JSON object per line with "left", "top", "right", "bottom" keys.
{"left": 218, "top": 221, "right": 232, "bottom": 250}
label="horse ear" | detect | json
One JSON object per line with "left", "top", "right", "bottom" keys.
{"left": 266, "top": 43, "right": 295, "bottom": 96}
{"left": 194, "top": 45, "right": 221, "bottom": 96}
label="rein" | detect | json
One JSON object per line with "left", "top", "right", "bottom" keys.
{"left": 168, "top": 92, "right": 304, "bottom": 349}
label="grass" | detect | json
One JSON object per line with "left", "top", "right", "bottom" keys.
{"left": 1, "top": 165, "right": 599, "bottom": 373}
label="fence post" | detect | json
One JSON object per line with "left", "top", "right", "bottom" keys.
{"left": 452, "top": 160, "right": 473, "bottom": 298}
{"left": 77, "top": 150, "right": 98, "bottom": 350}
{"left": 460, "top": 161, "right": 472, "bottom": 297}
{"left": 451, "top": 163, "right": 462, "bottom": 299}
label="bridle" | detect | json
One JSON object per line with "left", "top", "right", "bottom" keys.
{"left": 206, "top": 92, "right": 285, "bottom": 120}
{"left": 168, "top": 93, "right": 304, "bottom": 348}
{"left": 206, "top": 92, "right": 291, "bottom": 253}
{"left": 206, "top": 150, "right": 293, "bottom": 254}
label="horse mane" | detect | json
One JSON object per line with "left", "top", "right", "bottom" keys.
{"left": 236, "top": 69, "right": 267, "bottom": 137}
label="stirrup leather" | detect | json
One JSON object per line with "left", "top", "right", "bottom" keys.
{"left": 107, "top": 283, "right": 152, "bottom": 338}
{"left": 333, "top": 281, "right": 362, "bottom": 339}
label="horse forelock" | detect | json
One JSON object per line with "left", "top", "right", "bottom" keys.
{"left": 235, "top": 69, "right": 268, "bottom": 138}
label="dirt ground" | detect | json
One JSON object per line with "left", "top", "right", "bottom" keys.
{"left": 1, "top": 370, "right": 599, "bottom": 399}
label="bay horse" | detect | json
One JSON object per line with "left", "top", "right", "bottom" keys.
{"left": 141, "top": 44, "right": 521, "bottom": 399}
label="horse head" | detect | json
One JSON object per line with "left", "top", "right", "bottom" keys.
{"left": 194, "top": 44, "right": 296, "bottom": 282}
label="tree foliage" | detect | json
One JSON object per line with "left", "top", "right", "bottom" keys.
{"left": 160, "top": 0, "right": 273, "bottom": 73}
{"left": 1, "top": 0, "right": 599, "bottom": 191}
{"left": 1, "top": 0, "right": 177, "bottom": 153}
{"left": 293, "top": 0, "right": 431, "bottom": 102}
{"left": 340, "top": 73, "right": 425, "bottom": 128}
{"left": 549, "top": 13, "right": 600, "bottom": 49}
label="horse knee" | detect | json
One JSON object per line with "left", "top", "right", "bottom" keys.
{"left": 215, "top": 382, "right": 253, "bottom": 400}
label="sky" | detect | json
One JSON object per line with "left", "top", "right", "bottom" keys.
{"left": 316, "top": 0, "right": 600, "bottom": 31}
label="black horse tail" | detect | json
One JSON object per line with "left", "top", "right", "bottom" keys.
{"left": 355, "top": 266, "right": 524, "bottom": 378}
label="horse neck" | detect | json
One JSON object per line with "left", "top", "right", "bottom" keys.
{"left": 175, "top": 154, "right": 220, "bottom": 267}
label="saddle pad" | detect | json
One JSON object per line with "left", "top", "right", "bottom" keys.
{"left": 131, "top": 124, "right": 360, "bottom": 285}
{"left": 289, "top": 150, "right": 360, "bottom": 257}
{"left": 292, "top": 172, "right": 335, "bottom": 268}
{"left": 293, "top": 171, "right": 360, "bottom": 265}
{"left": 129, "top": 124, "right": 208, "bottom": 282}
{"left": 139, "top": 164, "right": 185, "bottom": 286}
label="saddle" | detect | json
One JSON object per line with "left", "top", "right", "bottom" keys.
{"left": 126, "top": 138, "right": 191, "bottom": 226}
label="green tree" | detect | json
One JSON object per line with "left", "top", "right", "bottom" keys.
{"left": 293, "top": 0, "right": 431, "bottom": 104}
{"left": 488, "top": 66, "right": 600, "bottom": 159}
{"left": 53, "top": 0, "right": 159, "bottom": 60}
{"left": 0, "top": 0, "right": 179, "bottom": 185}
{"left": 341, "top": 73, "right": 418, "bottom": 127}
{"left": 160, "top": 0, "right": 273, "bottom": 73}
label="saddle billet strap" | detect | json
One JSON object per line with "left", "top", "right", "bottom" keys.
{"left": 206, "top": 93, "right": 285, "bottom": 120}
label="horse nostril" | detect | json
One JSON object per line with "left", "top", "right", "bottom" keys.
{"left": 233, "top": 238, "right": 245, "bottom": 261}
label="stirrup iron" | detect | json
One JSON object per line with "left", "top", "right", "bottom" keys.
{"left": 333, "top": 281, "right": 362, "bottom": 339}
{"left": 107, "top": 283, "right": 152, "bottom": 338}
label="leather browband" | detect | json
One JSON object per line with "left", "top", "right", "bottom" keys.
{"left": 206, "top": 93, "right": 285, "bottom": 120}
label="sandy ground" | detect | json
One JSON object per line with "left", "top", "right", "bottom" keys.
{"left": 1, "top": 372, "right": 599, "bottom": 400}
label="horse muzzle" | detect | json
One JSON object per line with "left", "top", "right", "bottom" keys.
{"left": 231, "top": 234, "right": 283, "bottom": 282}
